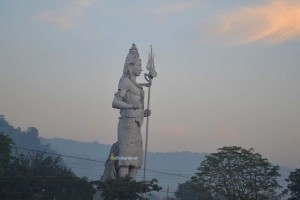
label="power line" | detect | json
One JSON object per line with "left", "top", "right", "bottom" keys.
{"left": 1, "top": 143, "right": 194, "bottom": 179}
{"left": 12, "top": 145, "right": 107, "bottom": 164}
{"left": 145, "top": 169, "right": 190, "bottom": 178}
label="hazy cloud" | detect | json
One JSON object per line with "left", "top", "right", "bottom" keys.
{"left": 37, "top": 0, "right": 96, "bottom": 28}
{"left": 214, "top": 0, "right": 300, "bottom": 45}
{"left": 150, "top": 2, "right": 194, "bottom": 16}
{"left": 160, "top": 125, "right": 189, "bottom": 135}
{"left": 76, "top": 0, "right": 96, "bottom": 8}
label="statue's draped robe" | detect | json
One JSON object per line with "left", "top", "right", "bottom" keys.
{"left": 115, "top": 77, "right": 144, "bottom": 168}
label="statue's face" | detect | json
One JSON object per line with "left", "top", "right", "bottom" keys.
{"left": 132, "top": 59, "right": 142, "bottom": 76}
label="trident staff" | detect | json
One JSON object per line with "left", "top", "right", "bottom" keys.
{"left": 143, "top": 45, "right": 157, "bottom": 182}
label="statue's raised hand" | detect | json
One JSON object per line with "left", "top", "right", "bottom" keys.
{"left": 144, "top": 109, "right": 151, "bottom": 117}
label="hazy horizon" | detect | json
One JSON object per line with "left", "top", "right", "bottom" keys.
{"left": 1, "top": 0, "right": 300, "bottom": 169}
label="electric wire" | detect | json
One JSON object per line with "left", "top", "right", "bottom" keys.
{"left": 1, "top": 143, "right": 194, "bottom": 179}
{"left": 1, "top": 143, "right": 196, "bottom": 194}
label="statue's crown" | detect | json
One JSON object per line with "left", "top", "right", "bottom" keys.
{"left": 125, "top": 43, "right": 140, "bottom": 64}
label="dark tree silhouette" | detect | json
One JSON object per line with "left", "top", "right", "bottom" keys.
{"left": 96, "top": 176, "right": 162, "bottom": 200}
{"left": 192, "top": 146, "right": 281, "bottom": 200}
{"left": 285, "top": 167, "right": 300, "bottom": 200}
{"left": 0, "top": 134, "right": 95, "bottom": 200}
{"left": 175, "top": 180, "right": 213, "bottom": 200}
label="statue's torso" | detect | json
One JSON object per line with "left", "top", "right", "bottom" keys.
{"left": 124, "top": 81, "right": 143, "bottom": 104}
{"left": 119, "top": 78, "right": 144, "bottom": 124}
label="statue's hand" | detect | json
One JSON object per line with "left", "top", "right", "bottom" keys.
{"left": 144, "top": 109, "right": 151, "bottom": 117}
{"left": 139, "top": 83, "right": 151, "bottom": 87}
{"left": 132, "top": 103, "right": 143, "bottom": 109}
{"left": 145, "top": 82, "right": 152, "bottom": 87}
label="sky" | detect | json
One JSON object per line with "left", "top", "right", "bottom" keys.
{"left": 1, "top": 0, "right": 300, "bottom": 169}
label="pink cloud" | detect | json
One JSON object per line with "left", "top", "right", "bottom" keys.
{"left": 214, "top": 0, "right": 300, "bottom": 45}
{"left": 38, "top": 8, "right": 82, "bottom": 29}
{"left": 36, "top": 0, "right": 96, "bottom": 29}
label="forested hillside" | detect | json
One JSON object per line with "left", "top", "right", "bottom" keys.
{"left": 0, "top": 115, "right": 52, "bottom": 152}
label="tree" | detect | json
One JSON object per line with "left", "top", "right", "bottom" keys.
{"left": 8, "top": 151, "right": 95, "bottom": 200}
{"left": 0, "top": 133, "right": 14, "bottom": 173}
{"left": 175, "top": 180, "right": 213, "bottom": 200}
{"left": 96, "top": 176, "right": 162, "bottom": 200}
{"left": 285, "top": 167, "right": 300, "bottom": 200}
{"left": 192, "top": 146, "right": 281, "bottom": 200}
{"left": 0, "top": 134, "right": 95, "bottom": 200}
{"left": 0, "top": 133, "right": 15, "bottom": 198}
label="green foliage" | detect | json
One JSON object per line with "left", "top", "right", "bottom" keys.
{"left": 0, "top": 134, "right": 95, "bottom": 200}
{"left": 9, "top": 152, "right": 94, "bottom": 199}
{"left": 175, "top": 180, "right": 213, "bottom": 200}
{"left": 97, "top": 176, "right": 162, "bottom": 200}
{"left": 285, "top": 167, "right": 300, "bottom": 200}
{"left": 192, "top": 146, "right": 281, "bottom": 200}
{"left": 0, "top": 133, "right": 14, "bottom": 175}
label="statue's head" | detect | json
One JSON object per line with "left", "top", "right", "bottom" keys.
{"left": 122, "top": 43, "right": 142, "bottom": 78}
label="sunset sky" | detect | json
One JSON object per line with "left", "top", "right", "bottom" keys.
{"left": 1, "top": 0, "right": 300, "bottom": 169}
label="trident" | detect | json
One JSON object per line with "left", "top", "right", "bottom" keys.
{"left": 143, "top": 45, "right": 157, "bottom": 182}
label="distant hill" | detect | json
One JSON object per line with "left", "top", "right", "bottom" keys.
{"left": 40, "top": 137, "right": 205, "bottom": 192}
{"left": 0, "top": 115, "right": 292, "bottom": 197}
{"left": 0, "top": 115, "right": 52, "bottom": 152}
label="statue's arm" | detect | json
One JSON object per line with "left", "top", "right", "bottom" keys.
{"left": 139, "top": 83, "right": 151, "bottom": 87}
{"left": 112, "top": 78, "right": 142, "bottom": 110}
{"left": 112, "top": 94, "right": 141, "bottom": 110}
